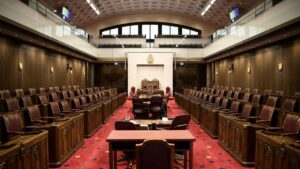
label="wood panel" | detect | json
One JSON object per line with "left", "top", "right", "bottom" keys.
{"left": 0, "top": 35, "right": 88, "bottom": 91}
{"left": 0, "top": 37, "right": 19, "bottom": 90}
{"left": 283, "top": 37, "right": 300, "bottom": 95}
{"left": 213, "top": 36, "right": 300, "bottom": 95}
{"left": 173, "top": 63, "right": 206, "bottom": 92}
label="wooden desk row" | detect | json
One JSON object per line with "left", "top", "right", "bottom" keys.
{"left": 0, "top": 92, "right": 127, "bottom": 168}
{"left": 0, "top": 131, "right": 48, "bottom": 169}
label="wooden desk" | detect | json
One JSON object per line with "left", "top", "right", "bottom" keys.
{"left": 106, "top": 130, "right": 195, "bottom": 169}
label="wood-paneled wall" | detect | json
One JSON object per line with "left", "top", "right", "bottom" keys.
{"left": 0, "top": 35, "right": 87, "bottom": 91}
{"left": 212, "top": 36, "right": 300, "bottom": 96}
{"left": 94, "top": 63, "right": 127, "bottom": 92}
{"left": 174, "top": 63, "right": 207, "bottom": 92}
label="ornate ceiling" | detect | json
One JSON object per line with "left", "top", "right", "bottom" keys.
{"left": 42, "top": 0, "right": 261, "bottom": 28}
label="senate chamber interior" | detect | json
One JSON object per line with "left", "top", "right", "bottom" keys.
{"left": 0, "top": 0, "right": 300, "bottom": 169}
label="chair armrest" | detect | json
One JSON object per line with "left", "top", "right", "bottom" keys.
{"left": 296, "top": 140, "right": 300, "bottom": 143}
{"left": 266, "top": 127, "right": 283, "bottom": 132}
{"left": 246, "top": 116, "right": 260, "bottom": 120}
{"left": 256, "top": 120, "right": 270, "bottom": 123}
{"left": 228, "top": 113, "right": 240, "bottom": 116}
{"left": 32, "top": 120, "right": 47, "bottom": 124}
{"left": 281, "top": 133, "right": 298, "bottom": 136}
{"left": 9, "top": 130, "right": 41, "bottom": 135}
{"left": 41, "top": 117, "right": 57, "bottom": 119}
{"left": 24, "top": 126, "right": 42, "bottom": 130}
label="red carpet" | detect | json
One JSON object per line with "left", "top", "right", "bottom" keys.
{"left": 53, "top": 99, "right": 254, "bottom": 169}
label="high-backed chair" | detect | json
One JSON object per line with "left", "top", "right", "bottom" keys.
{"left": 294, "top": 92, "right": 300, "bottom": 97}
{"left": 136, "top": 140, "right": 174, "bottom": 169}
{"left": 150, "top": 96, "right": 164, "bottom": 119}
{"left": 0, "top": 90, "right": 11, "bottom": 99}
{"left": 54, "top": 86, "right": 60, "bottom": 93}
{"left": 1, "top": 112, "right": 39, "bottom": 142}
{"left": 266, "top": 113, "right": 300, "bottom": 137}
{"left": 39, "top": 88, "right": 46, "bottom": 95}
{"left": 21, "top": 95, "right": 34, "bottom": 108}
{"left": 130, "top": 86, "right": 136, "bottom": 97}
{"left": 5, "top": 97, "right": 20, "bottom": 112}
{"left": 15, "top": 89, "right": 25, "bottom": 98}
{"left": 49, "top": 87, "right": 55, "bottom": 93}
{"left": 38, "top": 95, "right": 50, "bottom": 116}
{"left": 49, "top": 92, "right": 59, "bottom": 102}
{"left": 247, "top": 105, "right": 276, "bottom": 127}
{"left": 275, "top": 90, "right": 284, "bottom": 96}
{"left": 132, "top": 98, "right": 147, "bottom": 119}
{"left": 169, "top": 114, "right": 191, "bottom": 130}
{"left": 49, "top": 102, "right": 75, "bottom": 117}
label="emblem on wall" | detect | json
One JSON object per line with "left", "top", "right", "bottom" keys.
{"left": 147, "top": 54, "right": 153, "bottom": 64}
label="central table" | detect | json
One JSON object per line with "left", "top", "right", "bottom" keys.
{"left": 106, "top": 130, "right": 196, "bottom": 169}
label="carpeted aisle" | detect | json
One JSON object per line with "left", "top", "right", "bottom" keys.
{"left": 54, "top": 99, "right": 254, "bottom": 169}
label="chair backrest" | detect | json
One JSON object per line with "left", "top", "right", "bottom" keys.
{"left": 21, "top": 95, "right": 33, "bottom": 108}
{"left": 29, "top": 88, "right": 37, "bottom": 95}
{"left": 49, "top": 87, "right": 55, "bottom": 93}
{"left": 80, "top": 96, "right": 88, "bottom": 105}
{"left": 38, "top": 95, "right": 49, "bottom": 105}
{"left": 54, "top": 86, "right": 60, "bottom": 93}
{"left": 27, "top": 105, "right": 42, "bottom": 122}
{"left": 244, "top": 88, "right": 250, "bottom": 93}
{"left": 49, "top": 102, "right": 61, "bottom": 116}
{"left": 81, "top": 89, "right": 86, "bottom": 95}
{"left": 236, "top": 87, "right": 242, "bottom": 92}
{"left": 5, "top": 98, "right": 20, "bottom": 111}
{"left": 282, "top": 98, "right": 297, "bottom": 112}
{"left": 151, "top": 96, "right": 163, "bottom": 106}
{"left": 136, "top": 140, "right": 174, "bottom": 169}
{"left": 2, "top": 112, "right": 24, "bottom": 142}
{"left": 93, "top": 93, "right": 100, "bottom": 101}
{"left": 232, "top": 91, "right": 240, "bottom": 100}
{"left": 282, "top": 114, "right": 300, "bottom": 134}
{"left": 260, "top": 105, "right": 275, "bottom": 121}
{"left": 165, "top": 87, "right": 171, "bottom": 94}
{"left": 226, "top": 90, "right": 233, "bottom": 98}
{"left": 61, "top": 91, "right": 69, "bottom": 100}
{"left": 68, "top": 90, "right": 75, "bottom": 98}
{"left": 133, "top": 97, "right": 144, "bottom": 106}
{"left": 62, "top": 86, "right": 67, "bottom": 91}
{"left": 170, "top": 114, "right": 191, "bottom": 130}
{"left": 214, "top": 96, "right": 222, "bottom": 106}
{"left": 252, "top": 89, "right": 259, "bottom": 94}
{"left": 49, "top": 92, "right": 59, "bottom": 102}
{"left": 220, "top": 98, "right": 230, "bottom": 108}
{"left": 115, "top": 121, "right": 136, "bottom": 130}
{"left": 72, "top": 98, "right": 81, "bottom": 109}
{"left": 39, "top": 88, "right": 46, "bottom": 95}
{"left": 229, "top": 101, "right": 241, "bottom": 113}
{"left": 61, "top": 100, "right": 71, "bottom": 111}
{"left": 242, "top": 92, "right": 252, "bottom": 103}
{"left": 15, "top": 89, "right": 24, "bottom": 97}
{"left": 87, "top": 94, "right": 94, "bottom": 103}
{"left": 241, "top": 103, "right": 254, "bottom": 117}
{"left": 266, "top": 96, "right": 279, "bottom": 107}
{"left": 75, "top": 89, "right": 82, "bottom": 96}
{"left": 252, "top": 94, "right": 262, "bottom": 105}
{"left": 0, "top": 90, "right": 11, "bottom": 99}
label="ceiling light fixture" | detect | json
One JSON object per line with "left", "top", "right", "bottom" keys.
{"left": 201, "top": 0, "right": 217, "bottom": 16}
{"left": 86, "top": 0, "right": 100, "bottom": 15}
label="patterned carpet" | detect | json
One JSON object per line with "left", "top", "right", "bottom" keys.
{"left": 53, "top": 99, "right": 254, "bottom": 169}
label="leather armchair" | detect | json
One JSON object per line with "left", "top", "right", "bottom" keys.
{"left": 169, "top": 114, "right": 191, "bottom": 130}
{"left": 39, "top": 87, "right": 46, "bottom": 95}
{"left": 49, "top": 87, "right": 55, "bottom": 93}
{"left": 0, "top": 90, "right": 11, "bottom": 99}
{"left": 266, "top": 113, "right": 300, "bottom": 137}
{"left": 150, "top": 96, "right": 164, "bottom": 119}
{"left": 1, "top": 112, "right": 40, "bottom": 143}
{"left": 246, "top": 105, "right": 275, "bottom": 127}
{"left": 136, "top": 139, "right": 174, "bottom": 169}
{"left": 5, "top": 97, "right": 20, "bottom": 112}
{"left": 21, "top": 95, "right": 34, "bottom": 108}
{"left": 15, "top": 89, "right": 24, "bottom": 98}
{"left": 132, "top": 98, "right": 147, "bottom": 119}
{"left": 49, "top": 92, "right": 59, "bottom": 102}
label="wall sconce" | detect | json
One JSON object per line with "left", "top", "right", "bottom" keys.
{"left": 70, "top": 70, "right": 73, "bottom": 75}
{"left": 215, "top": 71, "right": 218, "bottom": 75}
{"left": 278, "top": 63, "right": 283, "bottom": 71}
{"left": 228, "top": 70, "right": 232, "bottom": 75}
{"left": 18, "top": 62, "right": 23, "bottom": 71}
{"left": 83, "top": 70, "right": 85, "bottom": 76}
{"left": 247, "top": 67, "right": 251, "bottom": 74}
{"left": 50, "top": 66, "right": 54, "bottom": 73}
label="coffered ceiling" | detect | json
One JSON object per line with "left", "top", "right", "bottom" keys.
{"left": 42, "top": 0, "right": 261, "bottom": 28}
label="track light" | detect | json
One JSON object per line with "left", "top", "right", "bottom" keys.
{"left": 86, "top": 0, "right": 100, "bottom": 15}
{"left": 201, "top": 0, "right": 217, "bottom": 16}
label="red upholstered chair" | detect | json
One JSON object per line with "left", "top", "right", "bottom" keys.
{"left": 136, "top": 140, "right": 174, "bottom": 169}
{"left": 49, "top": 92, "right": 59, "bottom": 102}
{"left": 5, "top": 97, "right": 20, "bottom": 112}
{"left": 15, "top": 89, "right": 25, "bottom": 98}
{"left": 1, "top": 112, "right": 40, "bottom": 142}
{"left": 166, "top": 87, "right": 171, "bottom": 96}
{"left": 49, "top": 87, "right": 55, "bottom": 93}
{"left": 0, "top": 90, "right": 11, "bottom": 99}
{"left": 54, "top": 86, "right": 60, "bottom": 93}
{"left": 266, "top": 113, "right": 300, "bottom": 137}
{"left": 21, "top": 95, "right": 34, "bottom": 108}
{"left": 130, "top": 86, "right": 136, "bottom": 96}
{"left": 247, "top": 105, "right": 275, "bottom": 127}
{"left": 39, "top": 88, "right": 46, "bottom": 95}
